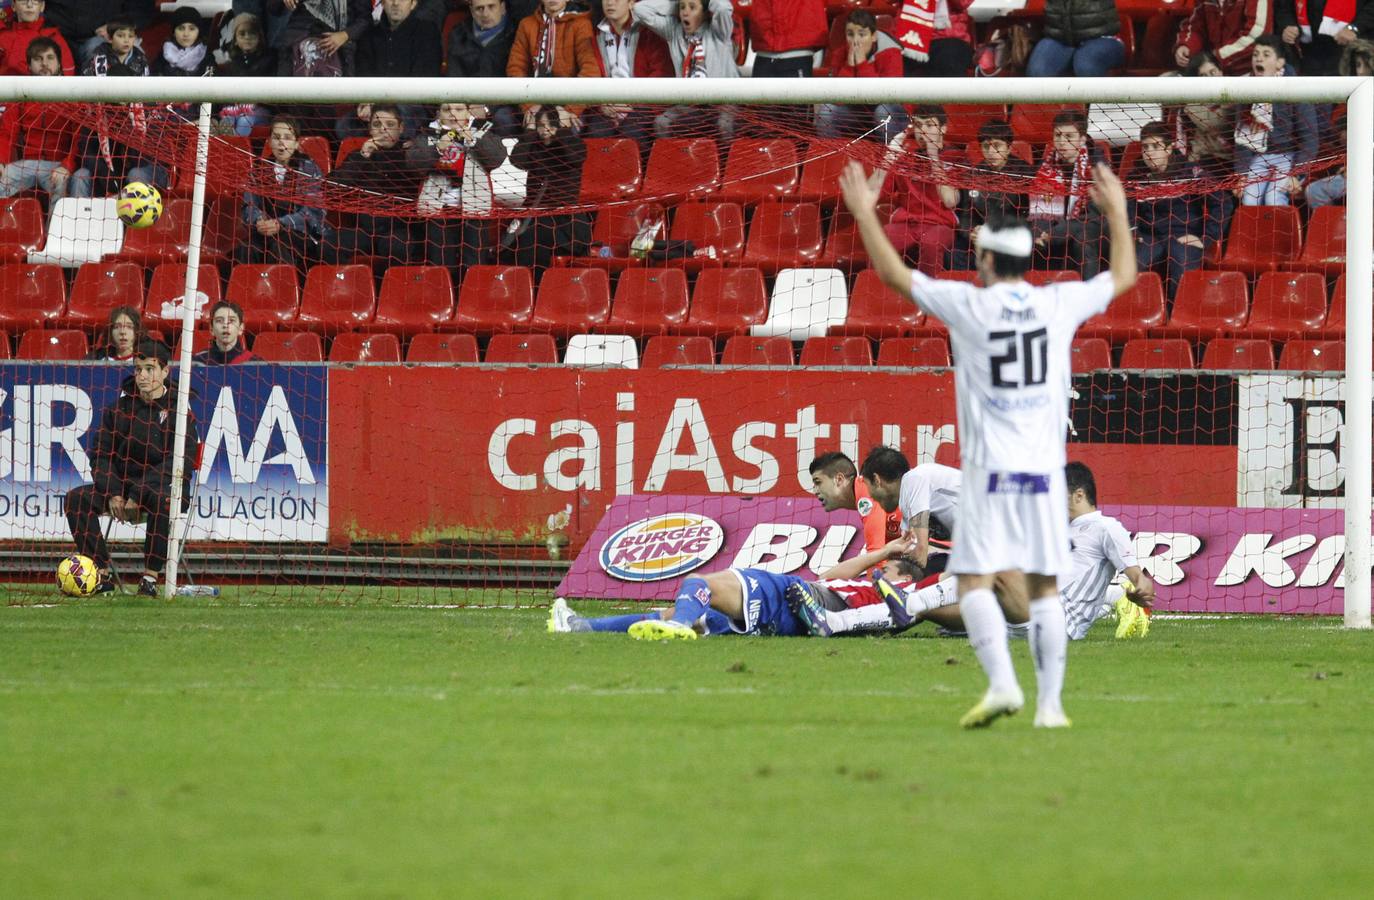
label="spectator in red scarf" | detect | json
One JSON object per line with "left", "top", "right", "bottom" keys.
{"left": 507, "top": 0, "right": 600, "bottom": 130}
{"left": 1028, "top": 111, "right": 1110, "bottom": 275}
{"left": 582, "top": 0, "right": 673, "bottom": 146}
{"left": 1276, "top": 0, "right": 1372, "bottom": 74}
{"left": 894, "top": 0, "right": 975, "bottom": 77}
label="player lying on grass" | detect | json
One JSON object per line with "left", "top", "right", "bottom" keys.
{"left": 548, "top": 537, "right": 925, "bottom": 638}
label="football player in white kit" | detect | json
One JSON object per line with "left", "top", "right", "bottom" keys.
{"left": 859, "top": 447, "right": 962, "bottom": 572}
{"left": 1062, "top": 461, "right": 1156, "bottom": 639}
{"left": 841, "top": 160, "right": 1138, "bottom": 729}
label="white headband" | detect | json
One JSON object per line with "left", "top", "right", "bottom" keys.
{"left": 976, "top": 225, "right": 1033, "bottom": 258}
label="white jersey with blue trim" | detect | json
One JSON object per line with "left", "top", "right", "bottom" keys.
{"left": 898, "top": 462, "right": 961, "bottom": 532}
{"left": 909, "top": 270, "right": 1114, "bottom": 473}
{"left": 1062, "top": 510, "right": 1137, "bottom": 639}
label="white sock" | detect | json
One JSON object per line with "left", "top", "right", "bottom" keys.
{"left": 1028, "top": 596, "right": 1068, "bottom": 716}
{"left": 826, "top": 604, "right": 893, "bottom": 634}
{"left": 904, "top": 577, "right": 960, "bottom": 616}
{"left": 960, "top": 588, "right": 1019, "bottom": 697}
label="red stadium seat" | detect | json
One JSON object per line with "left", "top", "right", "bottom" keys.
{"left": 0, "top": 330, "right": 10, "bottom": 359}
{"left": 453, "top": 265, "right": 535, "bottom": 333}
{"left": 1077, "top": 272, "right": 1166, "bottom": 342}
{"left": 719, "top": 139, "right": 800, "bottom": 205}
{"left": 670, "top": 202, "right": 745, "bottom": 262}
{"left": 252, "top": 331, "right": 324, "bottom": 362}
{"left": 1237, "top": 272, "right": 1327, "bottom": 341}
{"left": 375, "top": 266, "right": 454, "bottom": 337}
{"left": 796, "top": 139, "right": 852, "bottom": 204}
{"left": 329, "top": 332, "right": 401, "bottom": 362}
{"left": 1287, "top": 204, "right": 1346, "bottom": 276}
{"left": 720, "top": 335, "right": 794, "bottom": 366}
{"left": 1217, "top": 205, "right": 1302, "bottom": 274}
{"left": 1010, "top": 104, "right": 1086, "bottom": 143}
{"left": 1070, "top": 338, "right": 1112, "bottom": 373}
{"left": 1024, "top": 270, "right": 1078, "bottom": 285}
{"left": 573, "top": 202, "right": 665, "bottom": 260}
{"left": 943, "top": 104, "right": 1007, "bottom": 146}
{"left": 406, "top": 333, "right": 479, "bottom": 363}
{"left": 1116, "top": 140, "right": 1142, "bottom": 176}
{"left": 298, "top": 265, "right": 377, "bottom": 334}
{"left": 529, "top": 268, "right": 612, "bottom": 336}
{"left": 642, "top": 138, "right": 720, "bottom": 200}
{"left": 606, "top": 268, "right": 690, "bottom": 336}
{"left": 0, "top": 264, "right": 66, "bottom": 332}
{"left": 334, "top": 136, "right": 368, "bottom": 169}
{"left": 1120, "top": 338, "right": 1195, "bottom": 369}
{"left": 0, "top": 197, "right": 45, "bottom": 262}
{"left": 485, "top": 333, "right": 558, "bottom": 364}
{"left": 877, "top": 337, "right": 951, "bottom": 367}
{"left": 65, "top": 262, "right": 146, "bottom": 330}
{"left": 1201, "top": 338, "right": 1276, "bottom": 370}
{"left": 641, "top": 335, "right": 715, "bottom": 367}
{"left": 226, "top": 264, "right": 300, "bottom": 331}
{"left": 112, "top": 197, "right": 189, "bottom": 265}
{"left": 144, "top": 264, "right": 223, "bottom": 332}
{"left": 176, "top": 328, "right": 216, "bottom": 356}
{"left": 681, "top": 267, "right": 768, "bottom": 336}
{"left": 1279, "top": 339, "right": 1345, "bottom": 371}
{"left": 799, "top": 336, "right": 873, "bottom": 366}
{"left": 1157, "top": 271, "right": 1248, "bottom": 339}
{"left": 818, "top": 205, "right": 891, "bottom": 270}
{"left": 177, "top": 135, "right": 254, "bottom": 194}
{"left": 742, "top": 202, "right": 824, "bottom": 273}
{"left": 17, "top": 328, "right": 88, "bottom": 360}
{"left": 830, "top": 269, "right": 921, "bottom": 338}
{"left": 1322, "top": 274, "right": 1357, "bottom": 337}
{"left": 579, "top": 138, "right": 642, "bottom": 203}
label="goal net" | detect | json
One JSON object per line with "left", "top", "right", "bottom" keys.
{"left": 0, "top": 75, "right": 1367, "bottom": 623}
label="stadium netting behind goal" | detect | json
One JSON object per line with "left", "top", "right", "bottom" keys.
{"left": 0, "top": 76, "right": 1368, "bottom": 622}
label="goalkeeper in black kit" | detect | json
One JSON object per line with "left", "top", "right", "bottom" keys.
{"left": 64, "top": 340, "right": 199, "bottom": 597}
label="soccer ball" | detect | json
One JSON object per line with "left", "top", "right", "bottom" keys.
{"left": 56, "top": 554, "right": 99, "bottom": 597}
{"left": 116, "top": 182, "right": 163, "bottom": 229}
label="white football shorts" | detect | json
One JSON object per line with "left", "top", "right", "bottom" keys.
{"left": 948, "top": 464, "right": 1072, "bottom": 583}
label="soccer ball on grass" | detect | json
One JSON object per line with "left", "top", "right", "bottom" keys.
{"left": 116, "top": 182, "right": 163, "bottom": 229}
{"left": 56, "top": 554, "right": 99, "bottom": 597}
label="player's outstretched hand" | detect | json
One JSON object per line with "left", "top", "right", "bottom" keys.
{"left": 840, "top": 161, "right": 881, "bottom": 219}
{"left": 1088, "top": 163, "right": 1127, "bottom": 219}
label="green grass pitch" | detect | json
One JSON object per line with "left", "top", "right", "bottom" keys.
{"left": 3, "top": 586, "right": 1373, "bottom": 898}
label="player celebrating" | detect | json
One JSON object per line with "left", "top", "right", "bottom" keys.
{"left": 841, "top": 159, "right": 1137, "bottom": 729}
{"left": 809, "top": 451, "right": 902, "bottom": 554}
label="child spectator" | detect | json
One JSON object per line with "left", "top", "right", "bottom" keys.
{"left": 1025, "top": 0, "right": 1124, "bottom": 77}
{"left": 875, "top": 105, "right": 960, "bottom": 275}
{"left": 0, "top": 38, "right": 75, "bottom": 201}
{"left": 1234, "top": 34, "right": 1319, "bottom": 206}
{"left": 40, "top": 1, "right": 155, "bottom": 67}
{"left": 447, "top": 0, "right": 522, "bottom": 136}
{"left": 409, "top": 103, "right": 509, "bottom": 280}
{"left": 634, "top": 0, "right": 738, "bottom": 139}
{"left": 507, "top": 106, "right": 591, "bottom": 273}
{"left": 81, "top": 17, "right": 148, "bottom": 76}
{"left": 1173, "top": 50, "right": 1234, "bottom": 170}
{"left": 748, "top": 0, "right": 827, "bottom": 78}
{"left": 1175, "top": 0, "right": 1273, "bottom": 75}
{"left": 1129, "top": 121, "right": 1227, "bottom": 299}
{"left": 154, "top": 7, "right": 214, "bottom": 77}
{"left": 816, "top": 10, "right": 908, "bottom": 144}
{"left": 333, "top": 103, "right": 423, "bottom": 263}
{"left": 0, "top": 0, "right": 75, "bottom": 75}
{"left": 354, "top": 0, "right": 442, "bottom": 77}
{"left": 894, "top": 0, "right": 975, "bottom": 77}
{"left": 236, "top": 116, "right": 332, "bottom": 271}
{"left": 582, "top": 0, "right": 674, "bottom": 144}
{"left": 1028, "top": 110, "right": 1110, "bottom": 275}
{"left": 951, "top": 118, "right": 1034, "bottom": 269}
{"left": 1276, "top": 0, "right": 1370, "bottom": 75}
{"left": 217, "top": 13, "right": 276, "bottom": 136}
{"left": 507, "top": 0, "right": 601, "bottom": 130}
{"left": 86, "top": 305, "right": 143, "bottom": 362}
{"left": 195, "top": 301, "right": 261, "bottom": 365}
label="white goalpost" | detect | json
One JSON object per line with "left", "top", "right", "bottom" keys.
{"left": 0, "top": 74, "right": 1366, "bottom": 625}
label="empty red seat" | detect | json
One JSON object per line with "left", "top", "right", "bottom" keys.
{"left": 1279, "top": 339, "right": 1345, "bottom": 371}
{"left": 406, "top": 332, "right": 479, "bottom": 362}
{"left": 681, "top": 267, "right": 767, "bottom": 336}
{"left": 1322, "top": 274, "right": 1354, "bottom": 337}
{"left": 334, "top": 136, "right": 368, "bottom": 169}
{"left": 485, "top": 333, "right": 558, "bottom": 364}
{"left": 818, "top": 205, "right": 891, "bottom": 270}
{"left": 942, "top": 104, "right": 1007, "bottom": 145}
{"left": 642, "top": 138, "right": 720, "bottom": 200}
{"left": 1201, "top": 338, "right": 1276, "bottom": 369}
{"left": 0, "top": 264, "right": 66, "bottom": 332}
{"left": 1010, "top": 104, "right": 1085, "bottom": 142}
{"left": 579, "top": 138, "right": 642, "bottom": 203}
{"left": 18, "top": 328, "right": 88, "bottom": 360}
{"left": 226, "top": 264, "right": 300, "bottom": 331}
{"left": 113, "top": 197, "right": 189, "bottom": 265}
{"left": 252, "top": 331, "right": 324, "bottom": 362}
{"left": 329, "top": 332, "right": 400, "bottom": 362}
{"left": 374, "top": 266, "right": 454, "bottom": 337}
{"left": 877, "top": 337, "right": 950, "bottom": 367}
{"left": 641, "top": 335, "right": 715, "bottom": 367}
{"left": 452, "top": 265, "right": 534, "bottom": 333}
{"left": 1070, "top": 338, "right": 1111, "bottom": 373}
{"left": 670, "top": 202, "right": 745, "bottom": 262}
{"left": 65, "top": 262, "right": 145, "bottom": 329}
{"left": 178, "top": 135, "right": 254, "bottom": 194}
{"left": 719, "top": 139, "right": 800, "bottom": 204}
{"left": 1218, "top": 205, "right": 1302, "bottom": 274}
{"left": 743, "top": 202, "right": 824, "bottom": 273}
{"left": 529, "top": 268, "right": 612, "bottom": 336}
{"left": 298, "top": 264, "right": 376, "bottom": 334}
{"left": 144, "top": 264, "right": 223, "bottom": 332}
{"left": 1287, "top": 204, "right": 1345, "bottom": 276}
{"left": 572, "top": 202, "right": 665, "bottom": 260}
{"left": 0, "top": 197, "right": 45, "bottom": 262}
{"left": 830, "top": 269, "right": 921, "bottom": 338}
{"left": 606, "top": 268, "right": 689, "bottom": 336}
{"left": 796, "top": 139, "right": 851, "bottom": 204}
{"left": 720, "top": 335, "right": 794, "bottom": 366}
{"left": 1077, "top": 272, "right": 1166, "bottom": 342}
{"left": 1120, "top": 338, "right": 1195, "bottom": 369}
{"left": 176, "top": 329, "right": 216, "bottom": 356}
{"left": 799, "top": 336, "right": 873, "bottom": 366}
{"left": 1237, "top": 272, "right": 1327, "bottom": 340}
{"left": 1157, "top": 271, "right": 1248, "bottom": 339}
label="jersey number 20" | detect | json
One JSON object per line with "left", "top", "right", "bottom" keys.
{"left": 988, "top": 327, "right": 1048, "bottom": 388}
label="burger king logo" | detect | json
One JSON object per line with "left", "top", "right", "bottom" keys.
{"left": 598, "top": 513, "right": 725, "bottom": 582}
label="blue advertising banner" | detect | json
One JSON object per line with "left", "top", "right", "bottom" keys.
{"left": 0, "top": 363, "right": 328, "bottom": 542}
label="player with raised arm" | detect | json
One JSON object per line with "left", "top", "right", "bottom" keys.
{"left": 841, "top": 159, "right": 1137, "bottom": 729}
